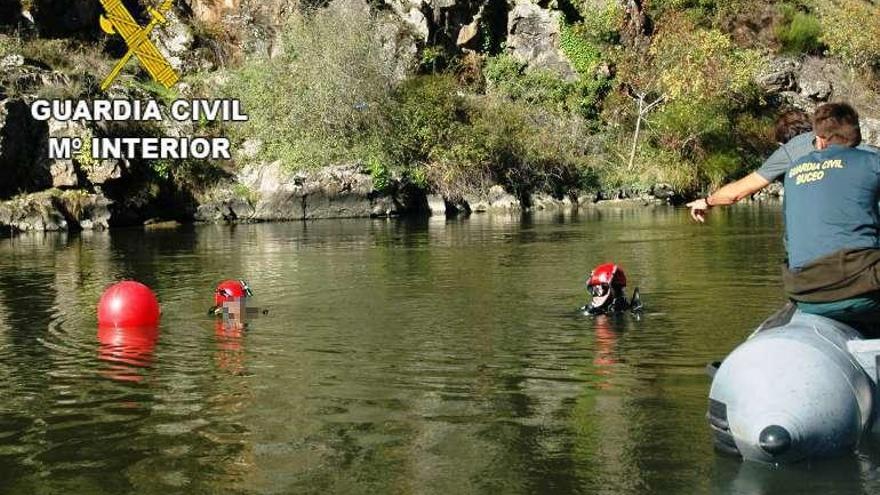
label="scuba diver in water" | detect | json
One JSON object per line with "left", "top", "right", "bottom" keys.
{"left": 582, "top": 263, "right": 642, "bottom": 315}
{"left": 209, "top": 279, "right": 268, "bottom": 324}
{"left": 209, "top": 279, "right": 253, "bottom": 317}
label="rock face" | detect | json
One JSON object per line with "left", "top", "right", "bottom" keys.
{"left": 0, "top": 0, "right": 22, "bottom": 25}
{"left": 506, "top": 1, "right": 577, "bottom": 80}
{"left": 461, "top": 185, "right": 522, "bottom": 213}
{"left": 0, "top": 57, "right": 71, "bottom": 95}
{"left": 47, "top": 119, "right": 84, "bottom": 189}
{"left": 197, "top": 161, "right": 421, "bottom": 223}
{"left": 186, "top": 0, "right": 241, "bottom": 24}
{"left": 0, "top": 193, "right": 67, "bottom": 232}
{"left": 384, "top": 0, "right": 429, "bottom": 42}
{"left": 426, "top": 194, "right": 446, "bottom": 216}
{"left": 0, "top": 98, "right": 51, "bottom": 200}
{"left": 376, "top": 9, "right": 419, "bottom": 83}
{"left": 45, "top": 119, "right": 127, "bottom": 189}
{"left": 0, "top": 190, "right": 111, "bottom": 232}
{"left": 196, "top": 194, "right": 256, "bottom": 223}
{"left": 863, "top": 118, "right": 880, "bottom": 148}
{"left": 757, "top": 57, "right": 799, "bottom": 93}
{"left": 57, "top": 191, "right": 112, "bottom": 230}
{"left": 154, "top": 10, "right": 195, "bottom": 71}
{"left": 487, "top": 184, "right": 520, "bottom": 210}
{"left": 530, "top": 192, "right": 572, "bottom": 210}
{"left": 763, "top": 57, "right": 880, "bottom": 119}
{"left": 32, "top": 0, "right": 101, "bottom": 38}
{"left": 301, "top": 164, "right": 388, "bottom": 219}
{"left": 797, "top": 57, "right": 837, "bottom": 102}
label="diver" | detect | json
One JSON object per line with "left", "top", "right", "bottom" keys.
{"left": 209, "top": 279, "right": 253, "bottom": 317}
{"left": 209, "top": 279, "right": 268, "bottom": 323}
{"left": 582, "top": 263, "right": 642, "bottom": 315}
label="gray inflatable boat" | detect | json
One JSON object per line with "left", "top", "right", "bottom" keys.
{"left": 708, "top": 311, "right": 880, "bottom": 463}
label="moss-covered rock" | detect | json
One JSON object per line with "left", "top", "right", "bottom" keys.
{"left": 0, "top": 189, "right": 110, "bottom": 232}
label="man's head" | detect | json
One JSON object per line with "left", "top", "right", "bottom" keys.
{"left": 774, "top": 109, "right": 812, "bottom": 144}
{"left": 813, "top": 103, "right": 862, "bottom": 149}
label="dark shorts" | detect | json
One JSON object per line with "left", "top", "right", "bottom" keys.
{"left": 797, "top": 291, "right": 880, "bottom": 337}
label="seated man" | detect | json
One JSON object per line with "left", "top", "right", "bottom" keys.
{"left": 782, "top": 103, "right": 880, "bottom": 334}
{"left": 688, "top": 109, "right": 879, "bottom": 222}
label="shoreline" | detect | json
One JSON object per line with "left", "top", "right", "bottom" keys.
{"left": 0, "top": 195, "right": 785, "bottom": 238}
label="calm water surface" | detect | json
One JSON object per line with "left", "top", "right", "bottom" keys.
{"left": 1, "top": 204, "right": 879, "bottom": 494}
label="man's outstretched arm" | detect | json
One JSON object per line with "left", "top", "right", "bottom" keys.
{"left": 686, "top": 172, "right": 771, "bottom": 223}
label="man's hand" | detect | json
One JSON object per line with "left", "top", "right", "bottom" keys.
{"left": 685, "top": 172, "right": 770, "bottom": 224}
{"left": 686, "top": 198, "right": 709, "bottom": 223}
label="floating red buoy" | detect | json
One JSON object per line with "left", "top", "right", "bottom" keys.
{"left": 97, "top": 281, "right": 160, "bottom": 328}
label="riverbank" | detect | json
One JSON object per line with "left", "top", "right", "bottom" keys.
{"left": 0, "top": 167, "right": 682, "bottom": 234}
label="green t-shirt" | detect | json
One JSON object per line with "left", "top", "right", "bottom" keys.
{"left": 758, "top": 132, "right": 880, "bottom": 182}
{"left": 783, "top": 145, "right": 880, "bottom": 269}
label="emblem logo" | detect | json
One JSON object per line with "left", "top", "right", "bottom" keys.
{"left": 98, "top": 0, "right": 180, "bottom": 91}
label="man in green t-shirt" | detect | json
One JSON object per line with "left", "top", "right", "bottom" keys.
{"left": 781, "top": 103, "right": 880, "bottom": 334}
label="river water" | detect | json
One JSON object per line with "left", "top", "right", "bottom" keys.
{"left": 1, "top": 204, "right": 878, "bottom": 494}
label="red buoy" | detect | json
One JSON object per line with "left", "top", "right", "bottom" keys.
{"left": 97, "top": 281, "right": 160, "bottom": 328}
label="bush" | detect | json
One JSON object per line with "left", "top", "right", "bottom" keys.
{"left": 560, "top": 16, "right": 614, "bottom": 62}
{"left": 426, "top": 97, "right": 596, "bottom": 198}
{"left": 385, "top": 75, "right": 465, "bottom": 170}
{"left": 485, "top": 51, "right": 611, "bottom": 119}
{"left": 597, "top": 139, "right": 701, "bottom": 192}
{"left": 485, "top": 55, "right": 578, "bottom": 108}
{"left": 600, "top": 12, "right": 772, "bottom": 194}
{"left": 223, "top": 3, "right": 405, "bottom": 170}
{"left": 651, "top": 100, "right": 732, "bottom": 158}
{"left": 650, "top": 14, "right": 766, "bottom": 104}
{"left": 648, "top": 0, "right": 721, "bottom": 25}
{"left": 577, "top": 1, "right": 624, "bottom": 44}
{"left": 0, "top": 33, "right": 21, "bottom": 58}
{"left": 814, "top": 0, "right": 880, "bottom": 70}
{"left": 776, "top": 5, "right": 823, "bottom": 54}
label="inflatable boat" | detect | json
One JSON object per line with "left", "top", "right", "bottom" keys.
{"left": 707, "top": 311, "right": 880, "bottom": 463}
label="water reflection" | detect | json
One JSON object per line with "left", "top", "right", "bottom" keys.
{"left": 591, "top": 315, "right": 623, "bottom": 388}
{"left": 97, "top": 325, "right": 158, "bottom": 382}
{"left": 213, "top": 319, "right": 246, "bottom": 376}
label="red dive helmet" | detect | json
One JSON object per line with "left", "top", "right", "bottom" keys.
{"left": 587, "top": 263, "right": 626, "bottom": 292}
{"left": 214, "top": 279, "right": 253, "bottom": 307}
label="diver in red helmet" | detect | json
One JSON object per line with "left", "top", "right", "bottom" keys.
{"left": 582, "top": 263, "right": 642, "bottom": 315}
{"left": 209, "top": 279, "right": 253, "bottom": 317}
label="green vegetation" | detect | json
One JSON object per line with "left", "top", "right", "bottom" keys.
{"left": 3, "top": 0, "right": 879, "bottom": 202}
{"left": 224, "top": 7, "right": 596, "bottom": 198}
{"left": 814, "top": 0, "right": 880, "bottom": 70}
{"left": 223, "top": 3, "right": 394, "bottom": 170}
{"left": 0, "top": 33, "right": 21, "bottom": 58}
{"left": 776, "top": 5, "right": 823, "bottom": 54}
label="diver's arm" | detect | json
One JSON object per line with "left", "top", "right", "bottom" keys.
{"left": 686, "top": 172, "right": 771, "bottom": 223}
